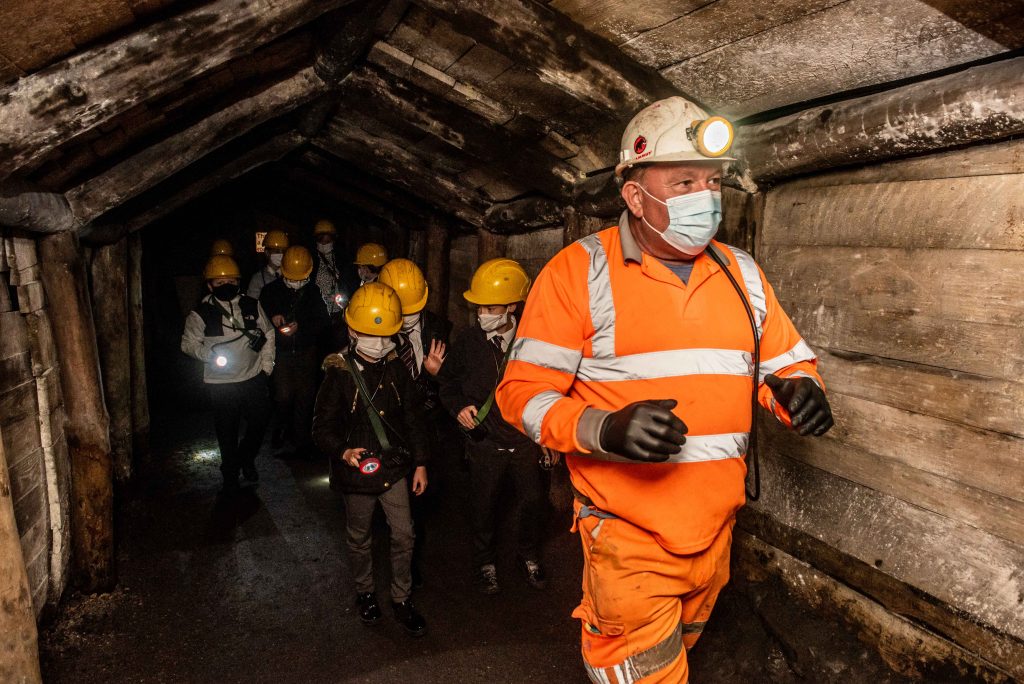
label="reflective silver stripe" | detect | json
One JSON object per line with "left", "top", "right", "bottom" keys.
{"left": 787, "top": 369, "right": 823, "bottom": 389}
{"left": 577, "top": 348, "right": 752, "bottom": 382}
{"left": 580, "top": 432, "right": 748, "bottom": 464}
{"left": 584, "top": 619, "right": 683, "bottom": 682}
{"left": 522, "top": 390, "right": 564, "bottom": 443}
{"left": 584, "top": 662, "right": 610, "bottom": 684}
{"left": 511, "top": 337, "right": 582, "bottom": 375}
{"left": 579, "top": 234, "right": 616, "bottom": 358}
{"left": 731, "top": 248, "right": 767, "bottom": 338}
{"left": 758, "top": 339, "right": 817, "bottom": 382}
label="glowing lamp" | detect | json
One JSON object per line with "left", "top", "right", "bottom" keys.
{"left": 688, "top": 116, "right": 734, "bottom": 157}
{"left": 215, "top": 355, "right": 228, "bottom": 368}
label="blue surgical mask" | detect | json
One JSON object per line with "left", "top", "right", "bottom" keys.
{"left": 639, "top": 187, "right": 722, "bottom": 256}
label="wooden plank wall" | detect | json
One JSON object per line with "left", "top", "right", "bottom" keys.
{"left": 0, "top": 233, "right": 72, "bottom": 617}
{"left": 749, "top": 139, "right": 1024, "bottom": 677}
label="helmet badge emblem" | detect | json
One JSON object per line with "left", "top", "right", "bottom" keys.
{"left": 633, "top": 136, "right": 647, "bottom": 154}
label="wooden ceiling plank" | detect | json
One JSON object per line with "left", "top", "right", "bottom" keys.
{"left": 0, "top": 0, "right": 351, "bottom": 180}
{"left": 661, "top": 0, "right": 1024, "bottom": 119}
{"left": 408, "top": 0, "right": 681, "bottom": 118}
{"left": 549, "top": 0, "right": 714, "bottom": 45}
{"left": 65, "top": 68, "right": 326, "bottom": 223}
{"left": 341, "top": 66, "right": 578, "bottom": 199}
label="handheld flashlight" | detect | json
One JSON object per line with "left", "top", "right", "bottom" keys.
{"left": 334, "top": 293, "right": 348, "bottom": 307}
{"left": 279, "top": 324, "right": 293, "bottom": 334}
{"left": 215, "top": 355, "right": 228, "bottom": 368}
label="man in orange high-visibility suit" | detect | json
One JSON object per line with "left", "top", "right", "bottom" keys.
{"left": 496, "top": 96, "right": 834, "bottom": 683}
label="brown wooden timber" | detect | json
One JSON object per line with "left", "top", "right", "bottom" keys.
{"left": 484, "top": 196, "right": 565, "bottom": 234}
{"left": 425, "top": 216, "right": 451, "bottom": 321}
{"left": 0, "top": 436, "right": 42, "bottom": 684}
{"left": 739, "top": 56, "right": 1024, "bottom": 185}
{"left": 0, "top": 182, "right": 80, "bottom": 234}
{"left": 0, "top": 0, "right": 350, "bottom": 179}
{"left": 66, "top": 69, "right": 325, "bottom": 223}
{"left": 37, "top": 231, "right": 114, "bottom": 592}
{"left": 342, "top": 66, "right": 578, "bottom": 200}
{"left": 90, "top": 240, "right": 132, "bottom": 483}
{"left": 408, "top": 0, "right": 681, "bottom": 118}
{"left": 128, "top": 233, "right": 149, "bottom": 459}
{"left": 562, "top": 206, "right": 606, "bottom": 247}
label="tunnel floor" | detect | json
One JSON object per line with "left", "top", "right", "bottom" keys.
{"left": 38, "top": 408, "right": 913, "bottom": 683}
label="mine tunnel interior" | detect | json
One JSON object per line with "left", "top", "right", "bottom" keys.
{"left": 1, "top": 0, "right": 1023, "bottom": 682}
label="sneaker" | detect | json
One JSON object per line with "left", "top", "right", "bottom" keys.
{"left": 356, "top": 592, "right": 381, "bottom": 625}
{"left": 241, "top": 464, "right": 259, "bottom": 483}
{"left": 392, "top": 600, "right": 427, "bottom": 637}
{"left": 522, "top": 559, "right": 547, "bottom": 590}
{"left": 476, "top": 564, "right": 500, "bottom": 595}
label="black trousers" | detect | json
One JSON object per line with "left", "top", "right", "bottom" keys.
{"left": 467, "top": 439, "right": 545, "bottom": 568}
{"left": 208, "top": 374, "right": 271, "bottom": 479}
{"left": 271, "top": 347, "right": 318, "bottom": 453}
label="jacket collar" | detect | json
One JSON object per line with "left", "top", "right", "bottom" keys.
{"left": 617, "top": 209, "right": 730, "bottom": 267}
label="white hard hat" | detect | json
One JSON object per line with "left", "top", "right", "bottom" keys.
{"left": 615, "top": 96, "right": 736, "bottom": 177}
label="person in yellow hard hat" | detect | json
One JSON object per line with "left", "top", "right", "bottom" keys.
{"left": 312, "top": 282, "right": 430, "bottom": 637}
{"left": 378, "top": 258, "right": 453, "bottom": 588}
{"left": 354, "top": 242, "right": 388, "bottom": 286}
{"left": 310, "top": 219, "right": 352, "bottom": 351}
{"left": 438, "top": 258, "right": 548, "bottom": 595}
{"left": 210, "top": 239, "right": 234, "bottom": 257}
{"left": 181, "top": 255, "right": 275, "bottom": 495}
{"left": 258, "top": 246, "right": 330, "bottom": 459}
{"left": 247, "top": 229, "right": 289, "bottom": 300}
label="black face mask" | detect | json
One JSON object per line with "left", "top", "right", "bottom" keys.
{"left": 212, "top": 283, "right": 239, "bottom": 302}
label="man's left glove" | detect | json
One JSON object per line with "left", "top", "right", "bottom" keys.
{"left": 764, "top": 374, "right": 834, "bottom": 437}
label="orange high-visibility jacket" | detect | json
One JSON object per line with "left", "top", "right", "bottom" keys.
{"left": 497, "top": 221, "right": 823, "bottom": 554}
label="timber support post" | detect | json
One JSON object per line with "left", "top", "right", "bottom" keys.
{"left": 90, "top": 239, "right": 132, "bottom": 483}
{"left": 0, "top": 438, "right": 42, "bottom": 684}
{"left": 425, "top": 215, "right": 451, "bottom": 321}
{"left": 477, "top": 227, "right": 507, "bottom": 264}
{"left": 38, "top": 230, "right": 115, "bottom": 592}
{"left": 128, "top": 233, "right": 150, "bottom": 460}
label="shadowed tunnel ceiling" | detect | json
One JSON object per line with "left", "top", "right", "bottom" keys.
{"left": 1, "top": 0, "right": 1023, "bottom": 242}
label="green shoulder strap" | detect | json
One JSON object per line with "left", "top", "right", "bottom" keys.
{"left": 345, "top": 353, "right": 392, "bottom": 451}
{"left": 474, "top": 340, "right": 515, "bottom": 426}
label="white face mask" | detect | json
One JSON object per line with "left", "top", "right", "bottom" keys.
{"left": 317, "top": 242, "right": 334, "bottom": 255}
{"left": 639, "top": 187, "right": 723, "bottom": 256}
{"left": 285, "top": 278, "right": 308, "bottom": 290}
{"left": 269, "top": 253, "right": 284, "bottom": 267}
{"left": 401, "top": 313, "right": 421, "bottom": 332}
{"left": 478, "top": 310, "right": 508, "bottom": 332}
{"left": 354, "top": 335, "right": 395, "bottom": 360}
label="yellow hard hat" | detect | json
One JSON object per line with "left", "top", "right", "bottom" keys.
{"left": 464, "top": 258, "right": 531, "bottom": 305}
{"left": 345, "top": 283, "right": 403, "bottom": 336}
{"left": 378, "top": 259, "right": 429, "bottom": 315}
{"left": 281, "top": 246, "right": 313, "bottom": 281}
{"left": 264, "top": 229, "right": 289, "bottom": 251}
{"left": 615, "top": 96, "right": 735, "bottom": 177}
{"left": 210, "top": 239, "right": 233, "bottom": 257}
{"left": 354, "top": 242, "right": 388, "bottom": 267}
{"left": 204, "top": 255, "right": 240, "bottom": 280}
{"left": 313, "top": 219, "right": 337, "bottom": 237}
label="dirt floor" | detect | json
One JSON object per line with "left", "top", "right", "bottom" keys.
{"left": 39, "top": 408, "right": 920, "bottom": 683}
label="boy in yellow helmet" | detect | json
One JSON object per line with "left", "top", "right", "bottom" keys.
{"left": 259, "top": 246, "right": 330, "bottom": 459}
{"left": 181, "top": 255, "right": 275, "bottom": 494}
{"left": 247, "top": 229, "right": 288, "bottom": 300}
{"left": 313, "top": 283, "right": 430, "bottom": 637}
{"left": 438, "top": 258, "right": 548, "bottom": 594}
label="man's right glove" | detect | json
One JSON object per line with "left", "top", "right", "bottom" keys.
{"left": 599, "top": 399, "right": 688, "bottom": 462}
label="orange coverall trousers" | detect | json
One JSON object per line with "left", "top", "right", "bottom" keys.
{"left": 573, "top": 502, "right": 734, "bottom": 683}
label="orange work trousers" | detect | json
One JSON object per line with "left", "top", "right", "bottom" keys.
{"left": 572, "top": 503, "right": 734, "bottom": 684}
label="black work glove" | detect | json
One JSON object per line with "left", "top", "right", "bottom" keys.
{"left": 764, "top": 374, "right": 834, "bottom": 436}
{"left": 599, "top": 399, "right": 688, "bottom": 462}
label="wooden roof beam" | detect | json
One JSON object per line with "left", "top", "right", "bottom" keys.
{"left": 65, "top": 68, "right": 326, "bottom": 223}
{"left": 407, "top": 0, "right": 681, "bottom": 119}
{"left": 0, "top": 0, "right": 352, "bottom": 180}
{"left": 341, "top": 66, "right": 578, "bottom": 200}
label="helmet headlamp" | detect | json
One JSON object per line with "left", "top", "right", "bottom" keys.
{"left": 688, "top": 116, "right": 734, "bottom": 158}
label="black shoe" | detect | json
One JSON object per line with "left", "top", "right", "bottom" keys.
{"left": 522, "top": 559, "right": 547, "bottom": 590}
{"left": 356, "top": 592, "right": 381, "bottom": 625}
{"left": 241, "top": 464, "right": 259, "bottom": 483}
{"left": 476, "top": 564, "right": 500, "bottom": 595}
{"left": 392, "top": 600, "right": 427, "bottom": 637}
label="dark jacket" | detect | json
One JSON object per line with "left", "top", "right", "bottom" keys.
{"left": 398, "top": 310, "right": 452, "bottom": 409}
{"left": 438, "top": 325, "right": 533, "bottom": 450}
{"left": 259, "top": 279, "right": 330, "bottom": 354}
{"left": 313, "top": 351, "right": 430, "bottom": 493}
